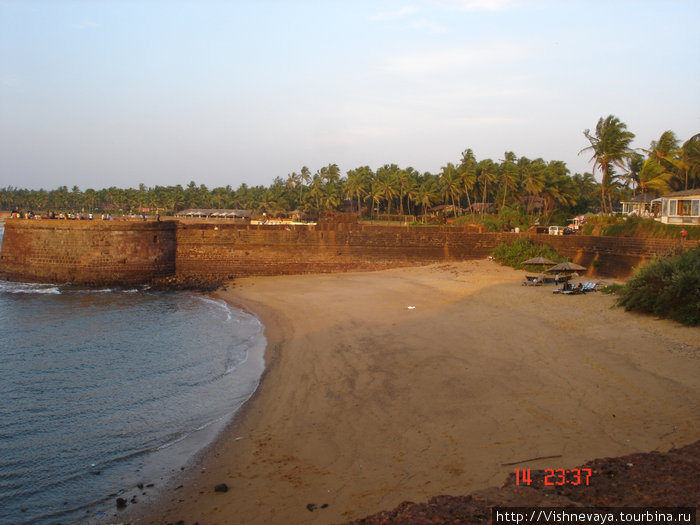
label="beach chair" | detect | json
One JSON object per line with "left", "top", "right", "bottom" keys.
{"left": 522, "top": 275, "right": 545, "bottom": 286}
{"left": 554, "top": 283, "right": 583, "bottom": 295}
{"left": 581, "top": 281, "right": 600, "bottom": 293}
{"left": 562, "top": 284, "right": 584, "bottom": 295}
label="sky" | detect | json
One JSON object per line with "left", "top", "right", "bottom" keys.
{"left": 1, "top": 0, "right": 699, "bottom": 191}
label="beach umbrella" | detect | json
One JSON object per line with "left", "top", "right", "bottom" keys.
{"left": 546, "top": 261, "right": 587, "bottom": 273}
{"left": 523, "top": 257, "right": 557, "bottom": 266}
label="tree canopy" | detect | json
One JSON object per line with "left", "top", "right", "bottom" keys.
{"left": 3, "top": 118, "right": 697, "bottom": 223}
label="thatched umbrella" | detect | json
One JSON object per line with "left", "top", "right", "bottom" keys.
{"left": 523, "top": 257, "right": 557, "bottom": 266}
{"left": 546, "top": 261, "right": 587, "bottom": 273}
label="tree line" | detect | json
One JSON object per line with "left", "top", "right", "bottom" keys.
{"left": 2, "top": 116, "right": 698, "bottom": 221}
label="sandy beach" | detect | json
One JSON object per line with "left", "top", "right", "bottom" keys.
{"left": 131, "top": 260, "right": 699, "bottom": 525}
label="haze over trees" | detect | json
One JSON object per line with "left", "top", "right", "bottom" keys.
{"left": 2, "top": 116, "right": 698, "bottom": 222}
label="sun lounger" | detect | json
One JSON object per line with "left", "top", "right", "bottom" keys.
{"left": 581, "top": 281, "right": 601, "bottom": 292}
{"left": 554, "top": 281, "right": 603, "bottom": 295}
{"left": 554, "top": 282, "right": 584, "bottom": 294}
{"left": 523, "top": 275, "right": 545, "bottom": 286}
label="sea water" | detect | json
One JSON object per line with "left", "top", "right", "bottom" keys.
{"left": 0, "top": 225, "right": 266, "bottom": 524}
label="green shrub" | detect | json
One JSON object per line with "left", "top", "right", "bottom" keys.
{"left": 600, "top": 283, "right": 623, "bottom": 295}
{"left": 480, "top": 217, "right": 500, "bottom": 232}
{"left": 616, "top": 246, "right": 700, "bottom": 326}
{"left": 491, "top": 239, "right": 566, "bottom": 270}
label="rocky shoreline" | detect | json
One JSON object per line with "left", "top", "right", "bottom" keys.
{"left": 343, "top": 441, "right": 699, "bottom": 524}
{"left": 146, "top": 274, "right": 225, "bottom": 292}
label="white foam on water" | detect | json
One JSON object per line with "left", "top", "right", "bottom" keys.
{"left": 0, "top": 281, "right": 61, "bottom": 294}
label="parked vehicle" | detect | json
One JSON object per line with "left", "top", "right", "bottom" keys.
{"left": 548, "top": 225, "right": 566, "bottom": 235}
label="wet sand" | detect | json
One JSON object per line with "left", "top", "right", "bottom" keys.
{"left": 131, "top": 260, "right": 699, "bottom": 524}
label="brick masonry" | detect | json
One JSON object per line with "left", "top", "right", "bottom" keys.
{"left": 0, "top": 220, "right": 177, "bottom": 285}
{"left": 1, "top": 220, "right": 696, "bottom": 285}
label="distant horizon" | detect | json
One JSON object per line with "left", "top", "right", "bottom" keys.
{"left": 2, "top": 0, "right": 699, "bottom": 191}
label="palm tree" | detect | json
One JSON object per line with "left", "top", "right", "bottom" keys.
{"left": 645, "top": 130, "right": 680, "bottom": 169}
{"left": 638, "top": 158, "right": 672, "bottom": 198}
{"left": 403, "top": 169, "right": 420, "bottom": 216}
{"left": 476, "top": 159, "right": 497, "bottom": 213}
{"left": 580, "top": 115, "right": 635, "bottom": 214}
{"left": 678, "top": 133, "right": 700, "bottom": 190}
{"left": 374, "top": 167, "right": 399, "bottom": 215}
{"left": 499, "top": 151, "right": 519, "bottom": 209}
{"left": 570, "top": 172, "right": 599, "bottom": 214}
{"left": 395, "top": 167, "right": 411, "bottom": 216}
{"left": 458, "top": 149, "right": 477, "bottom": 210}
{"left": 541, "top": 161, "right": 576, "bottom": 219}
{"left": 309, "top": 173, "right": 325, "bottom": 213}
{"left": 624, "top": 152, "right": 645, "bottom": 195}
{"left": 519, "top": 157, "right": 546, "bottom": 215}
{"left": 414, "top": 180, "right": 440, "bottom": 220}
{"left": 439, "top": 163, "right": 462, "bottom": 215}
{"left": 649, "top": 131, "right": 700, "bottom": 191}
{"left": 344, "top": 166, "right": 372, "bottom": 215}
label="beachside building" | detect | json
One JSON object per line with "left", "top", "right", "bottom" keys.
{"left": 621, "top": 194, "right": 657, "bottom": 217}
{"left": 465, "top": 202, "right": 495, "bottom": 214}
{"left": 175, "top": 208, "right": 252, "bottom": 220}
{"left": 656, "top": 189, "right": 700, "bottom": 225}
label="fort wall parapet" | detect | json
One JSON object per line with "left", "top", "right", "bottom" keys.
{"left": 1, "top": 219, "right": 696, "bottom": 285}
{"left": 0, "top": 220, "right": 177, "bottom": 285}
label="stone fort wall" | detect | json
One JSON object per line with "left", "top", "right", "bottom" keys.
{"left": 1, "top": 219, "right": 696, "bottom": 285}
{"left": 0, "top": 220, "right": 177, "bottom": 285}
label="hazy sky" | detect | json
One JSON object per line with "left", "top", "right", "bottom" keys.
{"left": 1, "top": 0, "right": 699, "bottom": 191}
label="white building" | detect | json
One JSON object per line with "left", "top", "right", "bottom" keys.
{"left": 657, "top": 189, "right": 700, "bottom": 225}
{"left": 621, "top": 194, "right": 656, "bottom": 217}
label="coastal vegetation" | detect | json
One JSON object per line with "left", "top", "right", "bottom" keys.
{"left": 616, "top": 246, "right": 700, "bottom": 326}
{"left": 2, "top": 118, "right": 698, "bottom": 226}
{"left": 581, "top": 216, "right": 696, "bottom": 240}
{"left": 490, "top": 239, "right": 566, "bottom": 270}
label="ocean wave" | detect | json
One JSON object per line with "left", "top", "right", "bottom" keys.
{"left": 196, "top": 295, "right": 234, "bottom": 321}
{"left": 156, "top": 413, "right": 228, "bottom": 451}
{"left": 63, "top": 287, "right": 115, "bottom": 294}
{"left": 0, "top": 281, "right": 61, "bottom": 295}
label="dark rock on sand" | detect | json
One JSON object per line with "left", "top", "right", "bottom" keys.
{"left": 147, "top": 275, "right": 224, "bottom": 292}
{"left": 116, "top": 497, "right": 128, "bottom": 509}
{"left": 214, "top": 483, "right": 229, "bottom": 493}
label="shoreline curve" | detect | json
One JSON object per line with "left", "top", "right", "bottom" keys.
{"left": 126, "top": 259, "right": 699, "bottom": 525}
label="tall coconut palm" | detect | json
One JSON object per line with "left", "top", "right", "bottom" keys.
{"left": 414, "top": 180, "right": 440, "bottom": 220}
{"left": 580, "top": 115, "right": 635, "bottom": 214}
{"left": 374, "top": 167, "right": 399, "bottom": 215}
{"left": 638, "top": 158, "right": 672, "bottom": 198}
{"left": 439, "top": 163, "right": 462, "bottom": 215}
{"left": 519, "top": 157, "right": 546, "bottom": 215}
{"left": 678, "top": 133, "right": 700, "bottom": 190}
{"left": 624, "top": 152, "right": 645, "bottom": 196}
{"left": 541, "top": 161, "right": 575, "bottom": 219}
{"left": 476, "top": 159, "right": 498, "bottom": 213}
{"left": 645, "top": 130, "right": 680, "bottom": 168}
{"left": 499, "top": 151, "right": 519, "bottom": 209}
{"left": 395, "top": 167, "right": 411, "bottom": 216}
{"left": 344, "top": 166, "right": 372, "bottom": 214}
{"left": 309, "top": 173, "right": 325, "bottom": 213}
{"left": 458, "top": 149, "right": 477, "bottom": 210}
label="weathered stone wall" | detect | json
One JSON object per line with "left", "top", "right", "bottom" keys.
{"left": 174, "top": 223, "right": 495, "bottom": 279}
{"left": 530, "top": 233, "right": 699, "bottom": 277}
{"left": 1, "top": 219, "right": 696, "bottom": 285}
{"left": 175, "top": 223, "right": 697, "bottom": 280}
{"left": 0, "top": 220, "right": 177, "bottom": 285}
